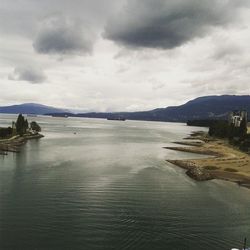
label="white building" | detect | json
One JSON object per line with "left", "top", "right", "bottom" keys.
{"left": 229, "top": 110, "right": 248, "bottom": 128}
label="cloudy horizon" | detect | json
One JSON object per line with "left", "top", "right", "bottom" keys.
{"left": 1, "top": 0, "right": 250, "bottom": 112}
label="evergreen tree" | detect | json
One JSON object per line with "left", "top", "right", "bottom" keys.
{"left": 16, "top": 114, "right": 28, "bottom": 135}
{"left": 24, "top": 119, "right": 29, "bottom": 132}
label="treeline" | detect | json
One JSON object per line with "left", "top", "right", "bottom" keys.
{"left": 208, "top": 119, "right": 250, "bottom": 151}
{"left": 187, "top": 119, "right": 247, "bottom": 138}
{"left": 208, "top": 120, "right": 247, "bottom": 139}
{"left": 0, "top": 114, "right": 41, "bottom": 139}
{"left": 188, "top": 118, "right": 250, "bottom": 152}
{"left": 15, "top": 114, "right": 41, "bottom": 136}
{"left": 187, "top": 120, "right": 218, "bottom": 127}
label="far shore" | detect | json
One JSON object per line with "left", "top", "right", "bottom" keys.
{"left": 0, "top": 133, "right": 44, "bottom": 155}
{"left": 166, "top": 131, "right": 250, "bottom": 189}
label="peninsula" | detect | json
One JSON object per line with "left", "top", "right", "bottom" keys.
{"left": 0, "top": 114, "right": 43, "bottom": 155}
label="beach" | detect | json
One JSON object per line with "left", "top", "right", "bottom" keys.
{"left": 166, "top": 131, "right": 250, "bottom": 188}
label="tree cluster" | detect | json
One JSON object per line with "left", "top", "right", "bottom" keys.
{"left": 208, "top": 119, "right": 247, "bottom": 140}
{"left": 14, "top": 114, "right": 41, "bottom": 136}
{"left": 208, "top": 121, "right": 229, "bottom": 138}
{"left": 0, "top": 114, "right": 42, "bottom": 138}
{"left": 30, "top": 121, "right": 41, "bottom": 132}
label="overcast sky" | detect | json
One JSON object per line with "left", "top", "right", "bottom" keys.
{"left": 1, "top": 0, "right": 250, "bottom": 112}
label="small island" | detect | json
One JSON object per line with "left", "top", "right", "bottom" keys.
{"left": 166, "top": 110, "right": 250, "bottom": 188}
{"left": 0, "top": 114, "right": 43, "bottom": 155}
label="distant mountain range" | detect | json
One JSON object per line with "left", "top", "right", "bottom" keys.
{"left": 0, "top": 103, "right": 67, "bottom": 115}
{"left": 1, "top": 95, "right": 250, "bottom": 122}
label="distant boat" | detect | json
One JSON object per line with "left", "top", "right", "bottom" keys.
{"left": 107, "top": 117, "right": 126, "bottom": 121}
{"left": 52, "top": 114, "right": 68, "bottom": 118}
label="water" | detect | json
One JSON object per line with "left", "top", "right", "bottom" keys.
{"left": 0, "top": 114, "right": 250, "bottom": 250}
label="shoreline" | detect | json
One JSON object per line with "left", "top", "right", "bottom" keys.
{"left": 0, "top": 133, "right": 44, "bottom": 155}
{"left": 166, "top": 131, "right": 250, "bottom": 188}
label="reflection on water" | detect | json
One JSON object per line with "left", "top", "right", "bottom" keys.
{"left": 0, "top": 114, "right": 250, "bottom": 250}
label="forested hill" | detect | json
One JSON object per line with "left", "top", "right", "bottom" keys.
{"left": 75, "top": 95, "right": 250, "bottom": 122}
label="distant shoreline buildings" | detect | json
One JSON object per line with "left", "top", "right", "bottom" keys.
{"left": 229, "top": 110, "right": 248, "bottom": 128}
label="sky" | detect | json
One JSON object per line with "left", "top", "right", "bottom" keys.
{"left": 1, "top": 0, "right": 250, "bottom": 112}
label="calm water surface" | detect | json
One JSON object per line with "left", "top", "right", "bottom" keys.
{"left": 0, "top": 114, "right": 250, "bottom": 250}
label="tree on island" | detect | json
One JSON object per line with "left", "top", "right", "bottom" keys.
{"left": 30, "top": 121, "right": 41, "bottom": 132}
{"left": 15, "top": 114, "right": 29, "bottom": 136}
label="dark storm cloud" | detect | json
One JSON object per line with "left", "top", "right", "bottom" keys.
{"left": 0, "top": 0, "right": 123, "bottom": 35}
{"left": 104, "top": 0, "right": 249, "bottom": 49}
{"left": 33, "top": 15, "right": 94, "bottom": 55}
{"left": 8, "top": 66, "right": 47, "bottom": 83}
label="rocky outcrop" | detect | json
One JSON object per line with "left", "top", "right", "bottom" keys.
{"left": 167, "top": 160, "right": 213, "bottom": 181}
{"left": 186, "top": 167, "right": 213, "bottom": 181}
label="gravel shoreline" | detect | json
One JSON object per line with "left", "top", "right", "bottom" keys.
{"left": 166, "top": 131, "right": 250, "bottom": 188}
